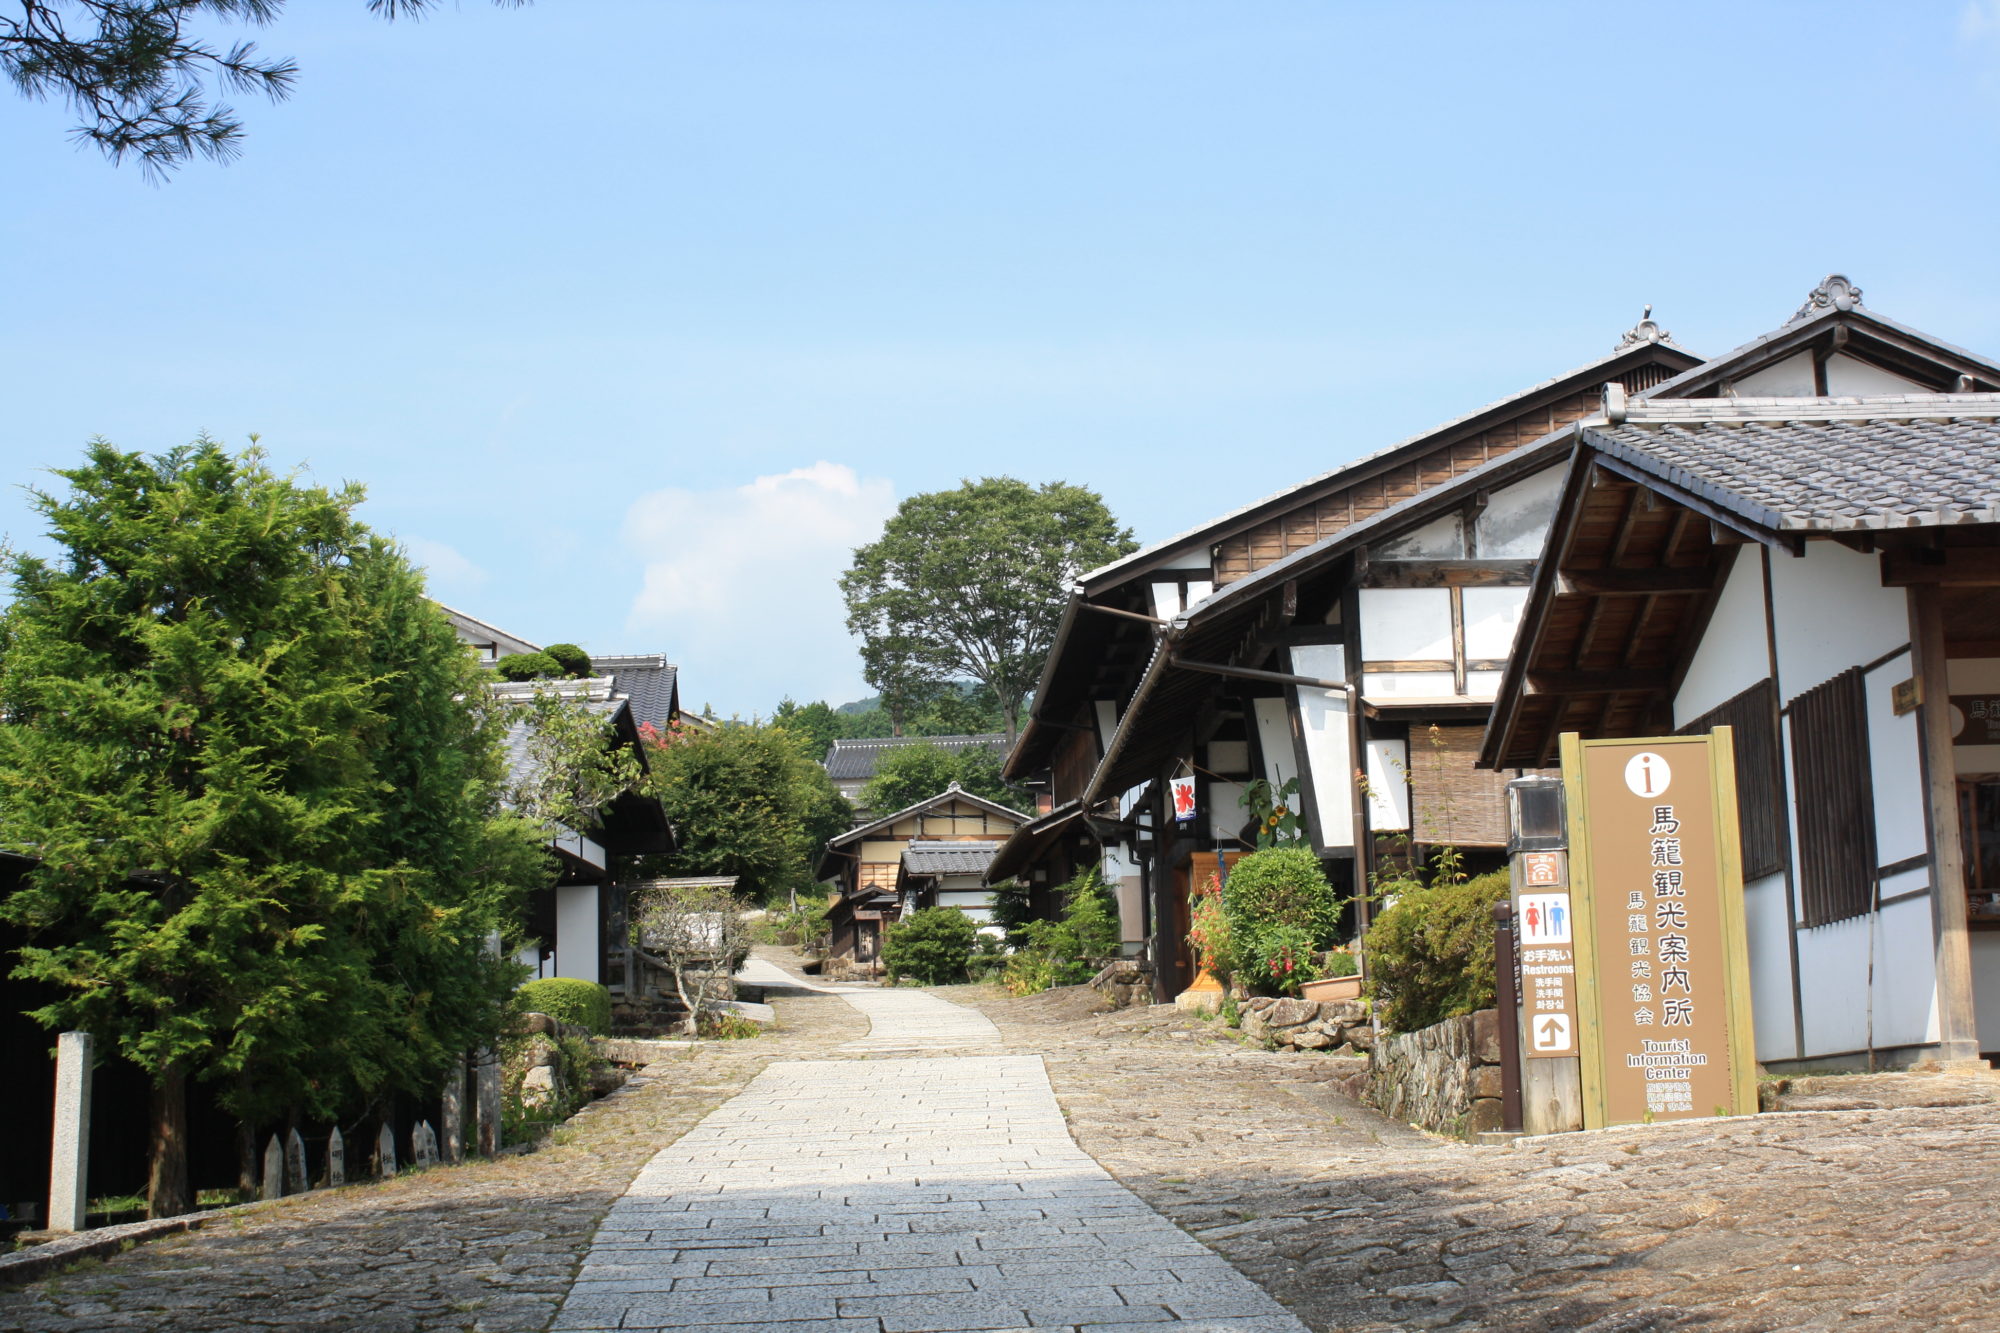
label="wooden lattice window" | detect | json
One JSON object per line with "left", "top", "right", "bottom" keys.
{"left": 1788, "top": 668, "right": 1878, "bottom": 928}
{"left": 1677, "top": 678, "right": 1787, "bottom": 881}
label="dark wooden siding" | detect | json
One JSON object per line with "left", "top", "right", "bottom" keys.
{"left": 1788, "top": 668, "right": 1877, "bottom": 928}
{"left": 1677, "top": 678, "right": 1787, "bottom": 882}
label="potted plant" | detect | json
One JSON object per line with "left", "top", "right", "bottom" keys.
{"left": 1299, "top": 947, "right": 1362, "bottom": 1002}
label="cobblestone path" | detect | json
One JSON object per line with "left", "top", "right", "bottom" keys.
{"left": 554, "top": 989, "right": 1302, "bottom": 1333}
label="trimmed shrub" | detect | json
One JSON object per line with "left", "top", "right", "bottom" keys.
{"left": 496, "top": 651, "right": 563, "bottom": 682}
{"left": 516, "top": 977, "right": 612, "bottom": 1034}
{"left": 542, "top": 642, "right": 593, "bottom": 677}
{"left": 1222, "top": 846, "right": 1338, "bottom": 994}
{"left": 883, "top": 907, "right": 978, "bottom": 985}
{"left": 1363, "top": 868, "right": 1510, "bottom": 1033}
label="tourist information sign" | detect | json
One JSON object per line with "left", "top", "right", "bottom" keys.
{"left": 1560, "top": 730, "right": 1757, "bottom": 1127}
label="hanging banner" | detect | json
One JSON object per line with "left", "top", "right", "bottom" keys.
{"left": 1169, "top": 774, "right": 1198, "bottom": 824}
{"left": 1560, "top": 730, "right": 1757, "bottom": 1127}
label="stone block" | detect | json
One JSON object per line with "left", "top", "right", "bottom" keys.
{"left": 286, "top": 1129, "right": 309, "bottom": 1194}
{"left": 1471, "top": 1064, "right": 1504, "bottom": 1101}
{"left": 48, "top": 1031, "right": 91, "bottom": 1233}
{"left": 1292, "top": 1031, "right": 1334, "bottom": 1050}
{"left": 1243, "top": 997, "right": 1278, "bottom": 1015}
{"left": 376, "top": 1123, "right": 397, "bottom": 1178}
{"left": 1343, "top": 1025, "right": 1376, "bottom": 1052}
{"left": 1240, "top": 1010, "right": 1271, "bottom": 1042}
{"left": 1472, "top": 1008, "right": 1502, "bottom": 1065}
{"left": 1466, "top": 1097, "right": 1506, "bottom": 1136}
{"left": 327, "top": 1128, "right": 345, "bottom": 1187}
{"left": 1266, "top": 998, "right": 1317, "bottom": 1029}
{"left": 1321, "top": 999, "right": 1370, "bottom": 1027}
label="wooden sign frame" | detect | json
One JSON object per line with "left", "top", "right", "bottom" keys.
{"left": 1560, "top": 728, "right": 1758, "bottom": 1128}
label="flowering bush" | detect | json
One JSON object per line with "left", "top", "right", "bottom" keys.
{"left": 1186, "top": 871, "right": 1235, "bottom": 976}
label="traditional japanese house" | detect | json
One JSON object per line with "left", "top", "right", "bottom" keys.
{"left": 1482, "top": 276, "right": 2000, "bottom": 1070}
{"left": 994, "top": 321, "right": 1703, "bottom": 999}
{"left": 823, "top": 733, "right": 1010, "bottom": 814}
{"left": 438, "top": 605, "right": 680, "bottom": 994}
{"left": 895, "top": 841, "right": 1007, "bottom": 927}
{"left": 817, "top": 784, "right": 1030, "bottom": 969}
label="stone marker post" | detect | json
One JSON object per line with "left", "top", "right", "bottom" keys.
{"left": 474, "top": 1046, "right": 501, "bottom": 1157}
{"left": 47, "top": 1031, "right": 92, "bottom": 1233}
{"left": 413, "top": 1121, "right": 438, "bottom": 1168}
{"left": 376, "top": 1123, "right": 397, "bottom": 1178}
{"left": 440, "top": 1055, "right": 466, "bottom": 1165}
{"left": 327, "top": 1127, "right": 346, "bottom": 1187}
{"left": 286, "top": 1128, "right": 309, "bottom": 1194}
{"left": 261, "top": 1135, "right": 284, "bottom": 1200}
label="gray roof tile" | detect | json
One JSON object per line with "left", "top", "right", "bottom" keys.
{"left": 823, "top": 733, "right": 1008, "bottom": 780}
{"left": 1587, "top": 396, "right": 2000, "bottom": 532}
{"left": 901, "top": 841, "right": 1004, "bottom": 876}
{"left": 592, "top": 654, "right": 679, "bottom": 730}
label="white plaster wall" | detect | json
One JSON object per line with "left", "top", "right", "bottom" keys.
{"left": 1290, "top": 644, "right": 1355, "bottom": 849}
{"left": 1864, "top": 652, "right": 1927, "bottom": 867}
{"left": 1186, "top": 579, "right": 1215, "bottom": 607}
{"left": 1673, "top": 550, "right": 1767, "bottom": 726}
{"left": 1363, "top": 670, "right": 1456, "bottom": 698}
{"left": 1742, "top": 870, "right": 1799, "bottom": 1062}
{"left": 1207, "top": 781, "right": 1248, "bottom": 845}
{"left": 1360, "top": 587, "right": 1453, "bottom": 660}
{"left": 1477, "top": 467, "right": 1563, "bottom": 558}
{"left": 1253, "top": 698, "right": 1298, "bottom": 789}
{"left": 1825, "top": 354, "right": 1930, "bottom": 396}
{"left": 1462, "top": 586, "right": 1528, "bottom": 660}
{"left": 1795, "top": 897, "right": 1941, "bottom": 1057}
{"left": 1971, "top": 932, "right": 2000, "bottom": 1052}
{"left": 937, "top": 889, "right": 994, "bottom": 923}
{"left": 1095, "top": 699, "right": 1119, "bottom": 753}
{"left": 1768, "top": 542, "right": 1910, "bottom": 701}
{"left": 1377, "top": 513, "right": 1463, "bottom": 561}
{"left": 1365, "top": 737, "right": 1411, "bottom": 831}
{"left": 1735, "top": 351, "right": 1818, "bottom": 396}
{"left": 555, "top": 884, "right": 601, "bottom": 984}
{"left": 1464, "top": 670, "right": 1505, "bottom": 699}
{"left": 1946, "top": 657, "right": 2000, "bottom": 773}
{"left": 1205, "top": 739, "right": 1250, "bottom": 775}
{"left": 1151, "top": 583, "right": 1182, "bottom": 620}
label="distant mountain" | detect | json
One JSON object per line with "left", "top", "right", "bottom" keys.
{"left": 834, "top": 696, "right": 882, "bottom": 716}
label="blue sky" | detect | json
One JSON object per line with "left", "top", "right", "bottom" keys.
{"left": 7, "top": 2, "right": 2000, "bottom": 716}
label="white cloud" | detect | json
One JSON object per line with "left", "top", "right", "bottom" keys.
{"left": 403, "top": 536, "right": 488, "bottom": 599}
{"left": 622, "top": 462, "right": 897, "bottom": 715}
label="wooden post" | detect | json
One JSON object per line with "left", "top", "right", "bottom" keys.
{"left": 440, "top": 1055, "right": 467, "bottom": 1165}
{"left": 1492, "top": 901, "right": 1524, "bottom": 1134}
{"left": 47, "top": 1031, "right": 92, "bottom": 1233}
{"left": 261, "top": 1135, "right": 284, "bottom": 1200}
{"left": 1909, "top": 584, "right": 1983, "bottom": 1064}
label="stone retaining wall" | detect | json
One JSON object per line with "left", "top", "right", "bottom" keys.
{"left": 1239, "top": 996, "right": 1377, "bottom": 1053}
{"left": 1364, "top": 1008, "right": 1504, "bottom": 1139}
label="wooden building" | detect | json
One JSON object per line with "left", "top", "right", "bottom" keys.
{"left": 1483, "top": 276, "right": 2000, "bottom": 1070}
{"left": 994, "top": 321, "right": 1703, "bottom": 999}
{"left": 817, "top": 785, "right": 1030, "bottom": 969}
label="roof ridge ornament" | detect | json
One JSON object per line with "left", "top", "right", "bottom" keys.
{"left": 1790, "top": 274, "right": 1862, "bottom": 323}
{"left": 1617, "top": 305, "right": 1671, "bottom": 349}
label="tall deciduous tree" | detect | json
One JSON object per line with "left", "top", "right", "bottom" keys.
{"left": 3, "top": 0, "right": 528, "bottom": 174}
{"left": 638, "top": 722, "right": 851, "bottom": 906}
{"left": 0, "top": 439, "right": 545, "bottom": 1216}
{"left": 840, "top": 478, "right": 1136, "bottom": 742}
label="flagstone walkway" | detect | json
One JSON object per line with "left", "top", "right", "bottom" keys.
{"left": 553, "top": 987, "right": 1305, "bottom": 1333}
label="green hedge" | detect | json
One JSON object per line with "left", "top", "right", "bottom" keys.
{"left": 517, "top": 977, "right": 612, "bottom": 1034}
{"left": 1362, "top": 869, "right": 1509, "bottom": 1033}
{"left": 1222, "top": 846, "right": 1338, "bottom": 993}
{"left": 883, "top": 907, "right": 977, "bottom": 985}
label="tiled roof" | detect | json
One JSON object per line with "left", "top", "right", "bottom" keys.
{"left": 1586, "top": 394, "right": 2000, "bottom": 532}
{"left": 823, "top": 734, "right": 1009, "bottom": 781}
{"left": 592, "top": 654, "right": 679, "bottom": 729}
{"left": 900, "top": 841, "right": 1003, "bottom": 876}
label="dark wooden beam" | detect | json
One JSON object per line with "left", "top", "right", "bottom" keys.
{"left": 1881, "top": 547, "right": 2000, "bottom": 588}
{"left": 1363, "top": 559, "right": 1538, "bottom": 589}
{"left": 1556, "top": 568, "right": 1717, "bottom": 596}
{"left": 1526, "top": 667, "right": 1673, "bottom": 696}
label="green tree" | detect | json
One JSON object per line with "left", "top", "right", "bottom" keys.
{"left": 0, "top": 439, "right": 545, "bottom": 1216}
{"left": 857, "top": 739, "right": 1022, "bottom": 815}
{"left": 3, "top": 0, "right": 530, "bottom": 175}
{"left": 882, "top": 906, "right": 976, "bottom": 986}
{"left": 771, "top": 698, "right": 850, "bottom": 761}
{"left": 840, "top": 477, "right": 1136, "bottom": 741}
{"left": 639, "top": 722, "right": 851, "bottom": 905}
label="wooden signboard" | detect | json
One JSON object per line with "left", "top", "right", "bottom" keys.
{"left": 1516, "top": 851, "right": 1578, "bottom": 1060}
{"left": 1560, "top": 731, "right": 1756, "bottom": 1127}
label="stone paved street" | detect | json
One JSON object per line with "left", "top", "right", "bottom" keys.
{"left": 6, "top": 953, "right": 2000, "bottom": 1332}
{"left": 555, "top": 985, "right": 1301, "bottom": 1333}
